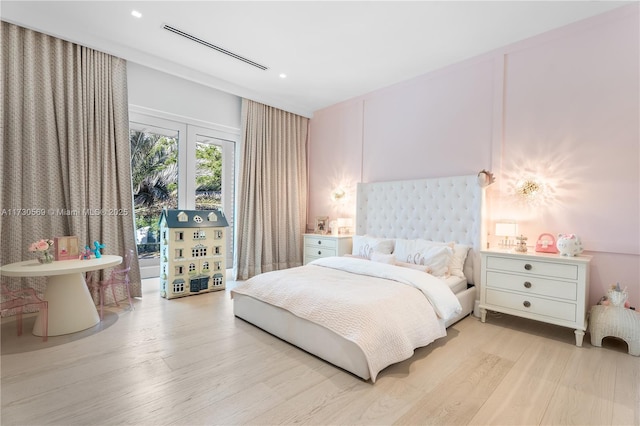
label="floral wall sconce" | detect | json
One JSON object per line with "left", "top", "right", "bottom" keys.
{"left": 330, "top": 186, "right": 348, "bottom": 203}
{"left": 515, "top": 177, "right": 544, "bottom": 201}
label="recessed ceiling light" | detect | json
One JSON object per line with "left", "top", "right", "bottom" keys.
{"left": 279, "top": 73, "right": 287, "bottom": 79}
{"left": 131, "top": 10, "right": 142, "bottom": 18}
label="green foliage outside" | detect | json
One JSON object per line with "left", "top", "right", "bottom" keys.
{"left": 195, "top": 142, "right": 223, "bottom": 211}
{"left": 130, "top": 130, "right": 222, "bottom": 256}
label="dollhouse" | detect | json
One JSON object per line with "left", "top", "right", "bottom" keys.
{"left": 158, "top": 209, "right": 229, "bottom": 299}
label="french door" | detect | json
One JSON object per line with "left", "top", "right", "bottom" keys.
{"left": 130, "top": 111, "right": 238, "bottom": 278}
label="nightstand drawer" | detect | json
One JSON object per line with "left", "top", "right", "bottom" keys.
{"left": 306, "top": 247, "right": 337, "bottom": 258}
{"left": 486, "top": 271, "right": 578, "bottom": 301}
{"left": 305, "top": 237, "right": 338, "bottom": 250}
{"left": 486, "top": 256, "right": 578, "bottom": 280}
{"left": 486, "top": 289, "right": 577, "bottom": 322}
{"left": 303, "top": 234, "right": 353, "bottom": 265}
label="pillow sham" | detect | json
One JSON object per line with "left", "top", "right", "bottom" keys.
{"left": 394, "top": 238, "right": 453, "bottom": 277}
{"left": 351, "top": 235, "right": 395, "bottom": 260}
{"left": 394, "top": 238, "right": 470, "bottom": 278}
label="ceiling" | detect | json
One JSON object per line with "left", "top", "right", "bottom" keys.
{"left": 1, "top": 1, "right": 629, "bottom": 117}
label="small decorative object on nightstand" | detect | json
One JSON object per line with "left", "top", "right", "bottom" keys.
{"left": 556, "top": 233, "right": 583, "bottom": 256}
{"left": 315, "top": 216, "right": 329, "bottom": 234}
{"left": 479, "top": 249, "right": 591, "bottom": 346}
{"left": 304, "top": 234, "right": 352, "bottom": 265}
{"left": 514, "top": 235, "right": 528, "bottom": 253}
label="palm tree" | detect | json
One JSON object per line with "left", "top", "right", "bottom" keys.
{"left": 130, "top": 130, "right": 178, "bottom": 251}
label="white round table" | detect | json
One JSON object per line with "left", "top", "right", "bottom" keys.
{"left": 0, "top": 255, "right": 122, "bottom": 336}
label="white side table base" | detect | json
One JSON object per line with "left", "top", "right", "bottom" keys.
{"left": 33, "top": 273, "right": 100, "bottom": 336}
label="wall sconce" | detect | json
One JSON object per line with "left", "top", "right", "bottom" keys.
{"left": 330, "top": 187, "right": 347, "bottom": 203}
{"left": 515, "top": 178, "right": 544, "bottom": 200}
{"left": 495, "top": 221, "right": 518, "bottom": 249}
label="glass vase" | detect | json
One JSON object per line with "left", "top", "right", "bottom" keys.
{"left": 38, "top": 250, "right": 54, "bottom": 264}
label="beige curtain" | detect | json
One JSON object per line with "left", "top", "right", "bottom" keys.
{"left": 0, "top": 21, "right": 140, "bottom": 304}
{"left": 234, "top": 99, "right": 308, "bottom": 280}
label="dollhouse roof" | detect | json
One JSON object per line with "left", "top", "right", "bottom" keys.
{"left": 159, "top": 209, "right": 229, "bottom": 228}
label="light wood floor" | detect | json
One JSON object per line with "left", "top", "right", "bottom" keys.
{"left": 1, "top": 278, "right": 638, "bottom": 425}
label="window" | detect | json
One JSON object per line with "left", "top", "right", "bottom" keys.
{"left": 130, "top": 119, "right": 179, "bottom": 277}
{"left": 130, "top": 111, "right": 238, "bottom": 278}
{"left": 192, "top": 131, "right": 235, "bottom": 268}
{"left": 173, "top": 280, "right": 185, "bottom": 293}
{"left": 175, "top": 231, "right": 184, "bottom": 241}
{"left": 192, "top": 244, "right": 207, "bottom": 257}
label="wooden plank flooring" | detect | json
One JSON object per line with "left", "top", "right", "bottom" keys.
{"left": 1, "top": 278, "right": 638, "bottom": 425}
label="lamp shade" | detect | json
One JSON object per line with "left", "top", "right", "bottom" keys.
{"left": 495, "top": 222, "right": 518, "bottom": 237}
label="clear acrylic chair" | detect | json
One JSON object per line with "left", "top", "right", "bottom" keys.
{"left": 1, "top": 284, "right": 48, "bottom": 342}
{"left": 88, "top": 249, "right": 135, "bottom": 319}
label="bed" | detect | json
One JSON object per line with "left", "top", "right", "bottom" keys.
{"left": 232, "top": 174, "right": 488, "bottom": 381}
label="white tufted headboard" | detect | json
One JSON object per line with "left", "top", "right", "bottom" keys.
{"left": 355, "top": 175, "right": 487, "bottom": 286}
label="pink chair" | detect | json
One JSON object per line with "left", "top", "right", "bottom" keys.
{"left": 1, "top": 284, "right": 48, "bottom": 342}
{"left": 88, "top": 249, "right": 135, "bottom": 319}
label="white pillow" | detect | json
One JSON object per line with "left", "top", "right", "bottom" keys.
{"left": 394, "top": 238, "right": 453, "bottom": 277}
{"left": 351, "top": 235, "right": 395, "bottom": 260}
{"left": 371, "top": 252, "right": 396, "bottom": 264}
{"left": 450, "top": 244, "right": 471, "bottom": 278}
{"left": 395, "top": 238, "right": 471, "bottom": 278}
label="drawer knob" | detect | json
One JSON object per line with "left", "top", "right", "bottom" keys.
{"left": 524, "top": 281, "right": 532, "bottom": 288}
{"left": 317, "top": 250, "right": 322, "bottom": 255}
{"left": 317, "top": 240, "right": 322, "bottom": 245}
{"left": 524, "top": 263, "right": 532, "bottom": 271}
{"left": 523, "top": 301, "right": 531, "bottom": 308}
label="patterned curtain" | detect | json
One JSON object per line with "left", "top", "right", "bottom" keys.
{"left": 234, "top": 99, "right": 308, "bottom": 280}
{"left": 0, "top": 22, "right": 140, "bottom": 304}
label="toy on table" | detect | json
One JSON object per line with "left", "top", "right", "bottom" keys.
{"left": 92, "top": 241, "right": 105, "bottom": 258}
{"left": 79, "top": 246, "right": 93, "bottom": 260}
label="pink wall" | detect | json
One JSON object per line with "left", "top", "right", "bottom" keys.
{"left": 308, "top": 4, "right": 639, "bottom": 307}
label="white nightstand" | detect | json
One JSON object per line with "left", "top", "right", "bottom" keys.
{"left": 479, "top": 249, "right": 592, "bottom": 346}
{"left": 303, "top": 234, "right": 353, "bottom": 265}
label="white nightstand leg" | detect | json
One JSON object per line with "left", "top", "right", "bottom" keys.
{"left": 480, "top": 308, "right": 487, "bottom": 323}
{"left": 574, "top": 329, "right": 585, "bottom": 347}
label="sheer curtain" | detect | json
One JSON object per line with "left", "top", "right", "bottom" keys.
{"left": 234, "top": 99, "right": 309, "bottom": 280}
{"left": 0, "top": 22, "right": 140, "bottom": 301}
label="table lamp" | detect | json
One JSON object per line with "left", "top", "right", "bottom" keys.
{"left": 495, "top": 221, "right": 518, "bottom": 249}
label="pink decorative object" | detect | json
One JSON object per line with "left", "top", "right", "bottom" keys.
{"left": 28, "top": 238, "right": 54, "bottom": 264}
{"left": 54, "top": 236, "right": 79, "bottom": 261}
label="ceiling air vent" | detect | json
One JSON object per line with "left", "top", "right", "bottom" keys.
{"left": 163, "top": 24, "right": 268, "bottom": 71}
